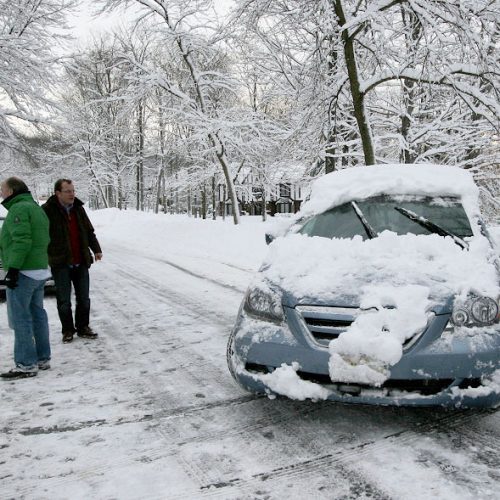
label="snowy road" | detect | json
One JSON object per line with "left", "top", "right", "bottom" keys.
{"left": 1, "top": 213, "right": 499, "bottom": 499}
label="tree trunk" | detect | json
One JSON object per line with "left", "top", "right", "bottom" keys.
{"left": 400, "top": 7, "right": 421, "bottom": 164}
{"left": 201, "top": 184, "right": 207, "bottom": 219}
{"left": 325, "top": 144, "right": 337, "bottom": 173}
{"left": 83, "top": 142, "right": 109, "bottom": 208}
{"left": 261, "top": 187, "right": 267, "bottom": 221}
{"left": 155, "top": 89, "right": 166, "bottom": 214}
{"left": 154, "top": 166, "right": 164, "bottom": 214}
{"left": 135, "top": 100, "right": 145, "bottom": 211}
{"left": 212, "top": 176, "right": 216, "bottom": 220}
{"left": 222, "top": 184, "right": 226, "bottom": 221}
{"left": 175, "top": 26, "right": 240, "bottom": 223}
{"left": 334, "top": 0, "right": 375, "bottom": 165}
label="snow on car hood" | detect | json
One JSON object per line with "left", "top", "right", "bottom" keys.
{"left": 262, "top": 230, "right": 499, "bottom": 304}
{"left": 258, "top": 229, "right": 500, "bottom": 386}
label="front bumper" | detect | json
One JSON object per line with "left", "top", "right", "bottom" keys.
{"left": 228, "top": 307, "right": 500, "bottom": 408}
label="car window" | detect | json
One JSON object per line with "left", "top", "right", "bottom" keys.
{"left": 298, "top": 202, "right": 366, "bottom": 239}
{"left": 297, "top": 195, "right": 473, "bottom": 240}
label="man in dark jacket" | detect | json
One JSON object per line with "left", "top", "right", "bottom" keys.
{"left": 0, "top": 177, "right": 51, "bottom": 379}
{"left": 42, "top": 179, "right": 102, "bottom": 343}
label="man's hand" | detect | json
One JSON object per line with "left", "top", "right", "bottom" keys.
{"left": 5, "top": 268, "right": 19, "bottom": 289}
{"left": 94, "top": 253, "right": 103, "bottom": 261}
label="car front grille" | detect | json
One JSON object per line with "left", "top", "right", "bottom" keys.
{"left": 296, "top": 305, "right": 360, "bottom": 347}
{"left": 296, "top": 304, "right": 431, "bottom": 351}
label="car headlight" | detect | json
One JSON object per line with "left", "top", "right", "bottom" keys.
{"left": 451, "top": 295, "right": 499, "bottom": 327}
{"left": 470, "top": 297, "right": 499, "bottom": 324}
{"left": 451, "top": 307, "right": 469, "bottom": 326}
{"left": 243, "top": 285, "right": 284, "bottom": 324}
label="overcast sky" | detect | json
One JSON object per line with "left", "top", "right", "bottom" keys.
{"left": 68, "top": 0, "right": 235, "bottom": 44}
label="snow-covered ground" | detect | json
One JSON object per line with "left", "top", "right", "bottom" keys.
{"left": 1, "top": 210, "right": 499, "bottom": 499}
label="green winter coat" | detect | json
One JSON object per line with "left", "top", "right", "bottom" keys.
{"left": 0, "top": 192, "right": 50, "bottom": 271}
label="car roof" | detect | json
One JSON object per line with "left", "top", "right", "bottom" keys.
{"left": 300, "top": 164, "right": 479, "bottom": 220}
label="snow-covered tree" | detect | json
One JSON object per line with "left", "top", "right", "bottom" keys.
{"left": 61, "top": 36, "right": 137, "bottom": 208}
{"left": 232, "top": 0, "right": 500, "bottom": 171}
{"left": 100, "top": 0, "right": 247, "bottom": 224}
{"left": 0, "top": 0, "right": 78, "bottom": 157}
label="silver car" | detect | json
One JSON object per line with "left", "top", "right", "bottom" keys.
{"left": 227, "top": 164, "right": 500, "bottom": 408}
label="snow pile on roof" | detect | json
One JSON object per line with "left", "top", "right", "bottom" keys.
{"left": 300, "top": 164, "right": 480, "bottom": 220}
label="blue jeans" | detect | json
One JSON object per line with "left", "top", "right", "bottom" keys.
{"left": 6, "top": 274, "right": 51, "bottom": 371}
{"left": 51, "top": 265, "right": 90, "bottom": 333}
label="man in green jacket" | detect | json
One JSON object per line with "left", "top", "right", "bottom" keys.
{"left": 0, "top": 177, "right": 51, "bottom": 379}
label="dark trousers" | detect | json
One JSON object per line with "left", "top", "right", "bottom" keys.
{"left": 51, "top": 265, "right": 90, "bottom": 333}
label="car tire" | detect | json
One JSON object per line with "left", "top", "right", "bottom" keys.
{"left": 43, "top": 285, "right": 57, "bottom": 296}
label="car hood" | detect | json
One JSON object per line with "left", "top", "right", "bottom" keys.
{"left": 280, "top": 290, "right": 453, "bottom": 315}
{"left": 260, "top": 230, "right": 500, "bottom": 313}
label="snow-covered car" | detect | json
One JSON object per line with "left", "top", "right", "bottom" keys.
{"left": 227, "top": 164, "right": 500, "bottom": 408}
{"left": 0, "top": 216, "right": 56, "bottom": 298}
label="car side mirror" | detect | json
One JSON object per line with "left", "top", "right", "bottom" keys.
{"left": 265, "top": 233, "right": 275, "bottom": 245}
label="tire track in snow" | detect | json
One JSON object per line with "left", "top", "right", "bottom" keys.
{"left": 17, "top": 395, "right": 257, "bottom": 435}
{"left": 0, "top": 262, "right": 239, "bottom": 497}
{"left": 170, "top": 408, "right": 499, "bottom": 500}
{"left": 110, "top": 243, "right": 249, "bottom": 294}
{"left": 88, "top": 265, "right": 345, "bottom": 489}
{"left": 5, "top": 407, "right": 495, "bottom": 500}
{"left": 92, "top": 260, "right": 500, "bottom": 499}
{"left": 95, "top": 254, "right": 500, "bottom": 499}
{"left": 86, "top": 260, "right": 297, "bottom": 489}
{"left": 5, "top": 248, "right": 499, "bottom": 499}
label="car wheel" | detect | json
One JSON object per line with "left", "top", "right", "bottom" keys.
{"left": 43, "top": 285, "right": 57, "bottom": 296}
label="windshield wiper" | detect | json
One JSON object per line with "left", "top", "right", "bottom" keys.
{"left": 351, "top": 201, "right": 377, "bottom": 239}
{"left": 394, "top": 206, "right": 469, "bottom": 250}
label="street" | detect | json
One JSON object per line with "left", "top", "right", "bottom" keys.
{"left": 0, "top": 223, "right": 499, "bottom": 499}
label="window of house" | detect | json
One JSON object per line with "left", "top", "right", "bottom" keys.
{"left": 280, "top": 183, "right": 291, "bottom": 198}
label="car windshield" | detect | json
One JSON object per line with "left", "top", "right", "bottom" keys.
{"left": 297, "top": 195, "right": 473, "bottom": 240}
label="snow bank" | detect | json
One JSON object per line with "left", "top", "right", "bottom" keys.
{"left": 90, "top": 210, "right": 271, "bottom": 281}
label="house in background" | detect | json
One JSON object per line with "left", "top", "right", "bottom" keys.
{"left": 221, "top": 163, "right": 308, "bottom": 217}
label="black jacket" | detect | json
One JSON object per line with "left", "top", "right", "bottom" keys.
{"left": 42, "top": 196, "right": 102, "bottom": 268}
